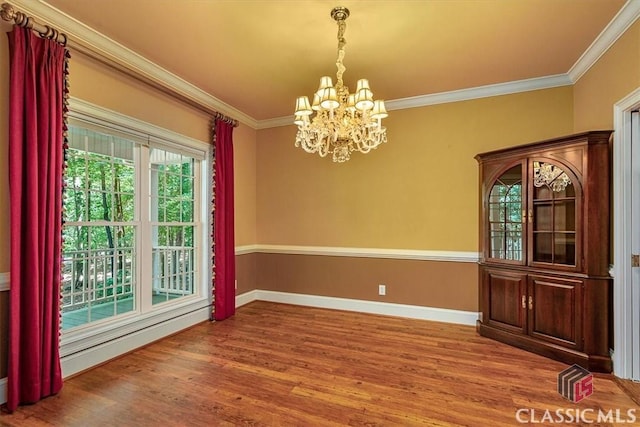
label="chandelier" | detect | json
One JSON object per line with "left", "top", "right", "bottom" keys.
{"left": 294, "top": 6, "right": 388, "bottom": 163}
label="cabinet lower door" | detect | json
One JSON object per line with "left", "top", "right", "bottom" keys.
{"left": 528, "top": 275, "right": 582, "bottom": 349}
{"left": 482, "top": 268, "right": 527, "bottom": 334}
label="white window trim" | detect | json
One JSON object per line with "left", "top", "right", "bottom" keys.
{"left": 61, "top": 98, "right": 212, "bottom": 377}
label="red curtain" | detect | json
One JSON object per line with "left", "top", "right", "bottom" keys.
{"left": 7, "top": 27, "right": 68, "bottom": 411}
{"left": 212, "top": 119, "right": 236, "bottom": 320}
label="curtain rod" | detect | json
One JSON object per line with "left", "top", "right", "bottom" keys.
{"left": 1, "top": 3, "right": 67, "bottom": 45}
{"left": 213, "top": 112, "right": 239, "bottom": 128}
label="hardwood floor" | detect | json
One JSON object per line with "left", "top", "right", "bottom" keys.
{"left": 1, "top": 301, "right": 638, "bottom": 426}
{"left": 615, "top": 377, "right": 640, "bottom": 407}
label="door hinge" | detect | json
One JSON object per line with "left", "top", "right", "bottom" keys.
{"left": 632, "top": 254, "right": 640, "bottom": 268}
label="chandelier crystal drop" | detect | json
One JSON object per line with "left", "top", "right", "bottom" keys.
{"left": 294, "top": 6, "right": 388, "bottom": 163}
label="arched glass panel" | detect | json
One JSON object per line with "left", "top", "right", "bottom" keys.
{"left": 532, "top": 161, "right": 576, "bottom": 265}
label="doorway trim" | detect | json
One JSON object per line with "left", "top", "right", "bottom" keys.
{"left": 613, "top": 87, "right": 640, "bottom": 379}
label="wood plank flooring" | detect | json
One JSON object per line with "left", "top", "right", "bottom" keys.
{"left": 615, "top": 378, "right": 640, "bottom": 407}
{"left": 1, "top": 301, "right": 638, "bottom": 426}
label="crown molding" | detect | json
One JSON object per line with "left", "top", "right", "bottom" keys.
{"left": 256, "top": 74, "right": 573, "bottom": 129}
{"left": 385, "top": 74, "right": 572, "bottom": 111}
{"left": 568, "top": 0, "right": 640, "bottom": 83}
{"left": 255, "top": 116, "right": 294, "bottom": 129}
{"left": 8, "top": 0, "right": 259, "bottom": 129}
{"left": 11, "top": 0, "right": 638, "bottom": 131}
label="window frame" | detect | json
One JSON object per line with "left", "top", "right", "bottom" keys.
{"left": 60, "top": 98, "right": 211, "bottom": 361}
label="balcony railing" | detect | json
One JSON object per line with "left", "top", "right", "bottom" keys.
{"left": 152, "top": 246, "right": 195, "bottom": 295}
{"left": 61, "top": 246, "right": 194, "bottom": 314}
{"left": 61, "top": 247, "right": 135, "bottom": 313}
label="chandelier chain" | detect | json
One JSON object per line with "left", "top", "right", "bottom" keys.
{"left": 336, "top": 20, "right": 346, "bottom": 88}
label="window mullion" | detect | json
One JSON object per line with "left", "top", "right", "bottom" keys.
{"left": 138, "top": 144, "right": 153, "bottom": 313}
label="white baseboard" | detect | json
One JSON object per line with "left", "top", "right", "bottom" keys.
{"left": 0, "top": 377, "right": 5, "bottom": 405}
{"left": 235, "top": 289, "right": 479, "bottom": 326}
{"left": 60, "top": 307, "right": 209, "bottom": 378}
{"left": 0, "top": 272, "right": 9, "bottom": 291}
{"left": 236, "top": 289, "right": 259, "bottom": 308}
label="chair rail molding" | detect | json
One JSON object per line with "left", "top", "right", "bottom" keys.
{"left": 235, "top": 244, "right": 479, "bottom": 263}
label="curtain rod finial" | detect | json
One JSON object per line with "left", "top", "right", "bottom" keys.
{"left": 1, "top": 3, "right": 16, "bottom": 22}
{"left": 1, "top": 3, "right": 27, "bottom": 26}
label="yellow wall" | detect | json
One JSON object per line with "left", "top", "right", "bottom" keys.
{"left": 233, "top": 124, "right": 257, "bottom": 246}
{"left": 71, "top": 55, "right": 211, "bottom": 142}
{"left": 257, "top": 87, "right": 574, "bottom": 251}
{"left": 71, "top": 54, "right": 257, "bottom": 246}
{"left": 574, "top": 20, "right": 640, "bottom": 132}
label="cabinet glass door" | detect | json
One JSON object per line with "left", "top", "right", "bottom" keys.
{"left": 531, "top": 161, "right": 577, "bottom": 266}
{"left": 488, "top": 165, "right": 523, "bottom": 261}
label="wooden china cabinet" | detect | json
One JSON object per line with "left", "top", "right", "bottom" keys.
{"left": 475, "top": 131, "right": 612, "bottom": 372}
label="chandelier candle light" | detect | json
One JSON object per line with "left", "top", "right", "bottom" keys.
{"left": 294, "top": 6, "right": 388, "bottom": 163}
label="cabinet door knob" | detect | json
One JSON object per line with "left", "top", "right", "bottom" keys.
{"left": 522, "top": 209, "right": 527, "bottom": 223}
{"left": 521, "top": 295, "right": 526, "bottom": 309}
{"left": 528, "top": 209, "right": 533, "bottom": 224}
{"left": 528, "top": 295, "right": 533, "bottom": 310}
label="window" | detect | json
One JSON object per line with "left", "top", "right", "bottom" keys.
{"left": 62, "top": 128, "right": 137, "bottom": 328}
{"left": 61, "top": 115, "right": 208, "bottom": 333}
{"left": 150, "top": 148, "right": 198, "bottom": 304}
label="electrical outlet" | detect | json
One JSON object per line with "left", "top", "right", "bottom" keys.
{"left": 378, "top": 284, "right": 386, "bottom": 296}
